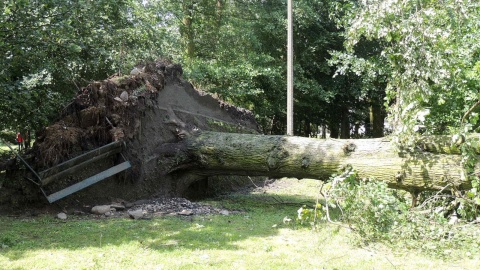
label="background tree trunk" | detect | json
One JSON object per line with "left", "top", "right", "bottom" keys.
{"left": 370, "top": 98, "right": 385, "bottom": 138}
{"left": 162, "top": 132, "right": 470, "bottom": 193}
{"left": 181, "top": 2, "right": 195, "bottom": 58}
{"left": 340, "top": 106, "right": 350, "bottom": 139}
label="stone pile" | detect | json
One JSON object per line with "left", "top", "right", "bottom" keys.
{"left": 79, "top": 197, "right": 238, "bottom": 220}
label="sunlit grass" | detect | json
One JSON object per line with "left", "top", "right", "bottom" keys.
{"left": 1, "top": 179, "right": 479, "bottom": 269}
{"left": 0, "top": 144, "right": 10, "bottom": 153}
{"left": 0, "top": 139, "right": 32, "bottom": 154}
{"left": 0, "top": 141, "right": 16, "bottom": 155}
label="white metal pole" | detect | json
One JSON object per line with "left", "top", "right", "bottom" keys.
{"left": 287, "top": 0, "right": 294, "bottom": 136}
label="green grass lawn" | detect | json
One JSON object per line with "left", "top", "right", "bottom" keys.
{"left": 0, "top": 144, "right": 10, "bottom": 153}
{"left": 0, "top": 140, "right": 30, "bottom": 158}
{"left": 0, "top": 140, "right": 17, "bottom": 154}
{"left": 1, "top": 179, "right": 479, "bottom": 269}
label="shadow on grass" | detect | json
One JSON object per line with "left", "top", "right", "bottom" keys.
{"left": 0, "top": 192, "right": 338, "bottom": 260}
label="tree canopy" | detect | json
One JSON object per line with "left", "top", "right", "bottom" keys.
{"left": 2, "top": 0, "right": 480, "bottom": 140}
{"left": 331, "top": 0, "right": 480, "bottom": 139}
{"left": 0, "top": 0, "right": 178, "bottom": 132}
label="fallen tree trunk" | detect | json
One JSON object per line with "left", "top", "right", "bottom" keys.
{"left": 158, "top": 131, "right": 471, "bottom": 193}
{"left": 8, "top": 60, "right": 474, "bottom": 207}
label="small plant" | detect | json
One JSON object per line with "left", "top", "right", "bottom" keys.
{"left": 296, "top": 204, "right": 323, "bottom": 226}
{"left": 458, "top": 135, "right": 480, "bottom": 221}
{"left": 326, "top": 171, "right": 408, "bottom": 243}
{"left": 294, "top": 166, "right": 480, "bottom": 258}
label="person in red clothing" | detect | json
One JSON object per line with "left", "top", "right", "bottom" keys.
{"left": 16, "top": 132, "right": 23, "bottom": 151}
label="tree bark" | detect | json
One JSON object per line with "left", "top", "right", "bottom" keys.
{"left": 370, "top": 99, "right": 385, "bottom": 138}
{"left": 159, "top": 131, "right": 471, "bottom": 193}
{"left": 181, "top": 2, "right": 195, "bottom": 58}
{"left": 328, "top": 121, "right": 339, "bottom": 139}
{"left": 340, "top": 106, "right": 350, "bottom": 139}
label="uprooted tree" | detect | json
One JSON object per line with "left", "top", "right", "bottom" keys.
{"left": 161, "top": 132, "right": 473, "bottom": 195}
{"left": 0, "top": 60, "right": 476, "bottom": 208}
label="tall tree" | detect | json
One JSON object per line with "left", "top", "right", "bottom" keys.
{"left": 331, "top": 0, "right": 480, "bottom": 140}
{"left": 178, "top": 0, "right": 365, "bottom": 137}
{"left": 330, "top": 0, "right": 480, "bottom": 206}
{"left": 0, "top": 0, "right": 178, "bottom": 133}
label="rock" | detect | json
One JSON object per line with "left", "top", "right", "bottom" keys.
{"left": 110, "top": 203, "right": 125, "bottom": 211}
{"left": 57, "top": 212, "right": 67, "bottom": 220}
{"left": 130, "top": 66, "right": 144, "bottom": 75}
{"left": 283, "top": 216, "right": 292, "bottom": 224}
{"left": 178, "top": 209, "right": 193, "bottom": 216}
{"left": 84, "top": 198, "right": 237, "bottom": 219}
{"left": 114, "top": 97, "right": 123, "bottom": 103}
{"left": 153, "top": 212, "right": 166, "bottom": 217}
{"left": 91, "top": 205, "right": 112, "bottom": 215}
{"left": 120, "top": 91, "right": 129, "bottom": 101}
{"left": 132, "top": 199, "right": 151, "bottom": 206}
{"left": 146, "top": 205, "right": 155, "bottom": 212}
{"left": 124, "top": 202, "right": 135, "bottom": 208}
{"left": 73, "top": 210, "right": 86, "bottom": 215}
{"left": 219, "top": 210, "right": 230, "bottom": 216}
{"left": 128, "top": 209, "right": 145, "bottom": 219}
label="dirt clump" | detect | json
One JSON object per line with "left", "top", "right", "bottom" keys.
{"left": 1, "top": 59, "right": 259, "bottom": 212}
{"left": 34, "top": 62, "right": 166, "bottom": 169}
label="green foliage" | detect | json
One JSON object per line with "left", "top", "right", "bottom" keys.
{"left": 0, "top": 130, "right": 15, "bottom": 145}
{"left": 175, "top": 0, "right": 289, "bottom": 134}
{"left": 296, "top": 204, "right": 323, "bottom": 226}
{"left": 297, "top": 168, "right": 480, "bottom": 258}
{"left": 174, "top": 0, "right": 358, "bottom": 136}
{"left": 331, "top": 0, "right": 480, "bottom": 138}
{"left": 325, "top": 170, "right": 408, "bottom": 242}
{"left": 0, "top": 0, "right": 392, "bottom": 137}
{"left": 458, "top": 138, "right": 480, "bottom": 220}
{"left": 329, "top": 0, "right": 480, "bottom": 218}
{"left": 0, "top": 0, "right": 179, "bottom": 132}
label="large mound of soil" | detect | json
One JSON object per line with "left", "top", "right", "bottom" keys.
{"left": 0, "top": 60, "right": 259, "bottom": 211}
